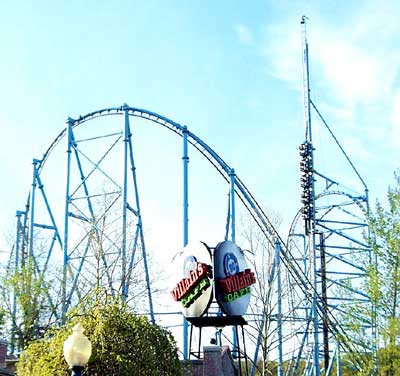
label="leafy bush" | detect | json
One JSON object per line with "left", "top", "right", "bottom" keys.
{"left": 0, "top": 306, "right": 6, "bottom": 336}
{"left": 17, "top": 299, "right": 182, "bottom": 375}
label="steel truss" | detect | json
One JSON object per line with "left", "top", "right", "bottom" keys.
{"left": 7, "top": 104, "right": 291, "bottom": 360}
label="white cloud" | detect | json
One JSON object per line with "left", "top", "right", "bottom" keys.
{"left": 259, "top": 2, "right": 400, "bottom": 159}
{"left": 234, "top": 24, "right": 254, "bottom": 46}
{"left": 262, "top": 18, "right": 390, "bottom": 105}
{"left": 260, "top": 20, "right": 302, "bottom": 89}
{"left": 236, "top": 1, "right": 400, "bottom": 203}
{"left": 390, "top": 90, "right": 400, "bottom": 141}
{"left": 318, "top": 102, "right": 355, "bottom": 126}
{"left": 314, "top": 37, "right": 380, "bottom": 104}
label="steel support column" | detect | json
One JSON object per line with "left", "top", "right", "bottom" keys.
{"left": 121, "top": 109, "right": 129, "bottom": 299}
{"left": 230, "top": 168, "right": 236, "bottom": 242}
{"left": 124, "top": 105, "right": 155, "bottom": 323}
{"left": 276, "top": 240, "right": 283, "bottom": 376}
{"left": 311, "top": 229, "right": 320, "bottom": 376}
{"left": 336, "top": 341, "right": 342, "bottom": 376}
{"left": 29, "top": 159, "right": 40, "bottom": 258}
{"left": 62, "top": 118, "right": 73, "bottom": 322}
{"left": 182, "top": 126, "right": 189, "bottom": 359}
{"left": 11, "top": 210, "right": 23, "bottom": 352}
{"left": 230, "top": 168, "right": 238, "bottom": 356}
{"left": 320, "top": 233, "right": 329, "bottom": 371}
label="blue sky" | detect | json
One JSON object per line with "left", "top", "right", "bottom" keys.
{"left": 0, "top": 0, "right": 399, "bottom": 257}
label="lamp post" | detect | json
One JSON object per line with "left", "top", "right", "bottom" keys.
{"left": 63, "top": 323, "right": 92, "bottom": 376}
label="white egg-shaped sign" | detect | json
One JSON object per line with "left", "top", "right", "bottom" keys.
{"left": 170, "top": 241, "right": 213, "bottom": 318}
{"left": 214, "top": 240, "right": 255, "bottom": 316}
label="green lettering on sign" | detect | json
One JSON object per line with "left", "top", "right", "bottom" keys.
{"left": 223, "top": 286, "right": 251, "bottom": 302}
{"left": 182, "top": 277, "right": 210, "bottom": 308}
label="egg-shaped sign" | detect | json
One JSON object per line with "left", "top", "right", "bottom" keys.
{"left": 170, "top": 241, "right": 213, "bottom": 318}
{"left": 214, "top": 240, "right": 255, "bottom": 316}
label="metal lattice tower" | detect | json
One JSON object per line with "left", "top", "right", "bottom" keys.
{"left": 283, "top": 16, "right": 376, "bottom": 375}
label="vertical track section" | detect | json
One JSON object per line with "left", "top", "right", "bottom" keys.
{"left": 301, "top": 15, "right": 320, "bottom": 375}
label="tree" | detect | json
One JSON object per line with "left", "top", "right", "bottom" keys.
{"left": 0, "top": 305, "right": 6, "bottom": 337}
{"left": 238, "top": 211, "right": 282, "bottom": 376}
{"left": 368, "top": 171, "right": 400, "bottom": 375}
{"left": 0, "top": 189, "right": 161, "bottom": 352}
{"left": 16, "top": 293, "right": 182, "bottom": 376}
{"left": 343, "top": 171, "right": 400, "bottom": 375}
{"left": 0, "top": 256, "right": 55, "bottom": 350}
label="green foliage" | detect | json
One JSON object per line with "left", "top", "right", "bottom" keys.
{"left": 368, "top": 171, "right": 400, "bottom": 374}
{"left": 17, "top": 297, "right": 182, "bottom": 376}
{"left": 370, "top": 172, "right": 400, "bottom": 317}
{"left": 336, "top": 171, "right": 400, "bottom": 374}
{"left": 0, "top": 305, "right": 6, "bottom": 336}
{"left": 4, "top": 257, "right": 51, "bottom": 349}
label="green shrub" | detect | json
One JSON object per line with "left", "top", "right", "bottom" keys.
{"left": 17, "top": 299, "right": 182, "bottom": 375}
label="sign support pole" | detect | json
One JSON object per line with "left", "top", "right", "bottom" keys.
{"left": 229, "top": 168, "right": 238, "bottom": 357}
